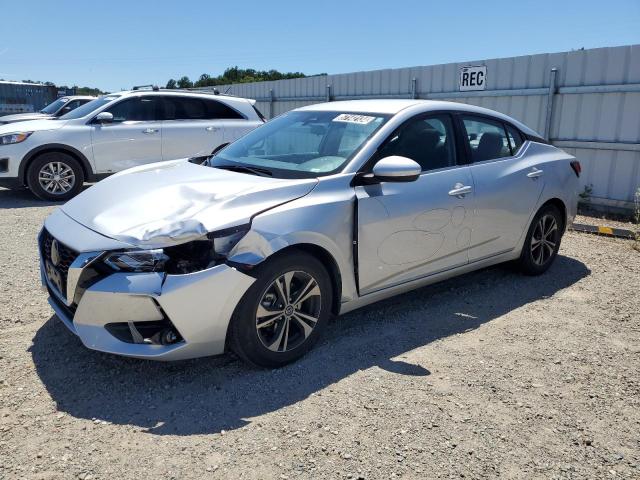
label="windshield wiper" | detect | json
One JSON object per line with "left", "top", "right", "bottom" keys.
{"left": 213, "top": 164, "right": 273, "bottom": 177}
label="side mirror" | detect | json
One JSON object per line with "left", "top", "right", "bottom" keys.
{"left": 370, "top": 155, "right": 421, "bottom": 183}
{"left": 94, "top": 112, "right": 113, "bottom": 124}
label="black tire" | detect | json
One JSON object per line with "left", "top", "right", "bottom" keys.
{"left": 26, "top": 152, "right": 84, "bottom": 201}
{"left": 518, "top": 204, "right": 563, "bottom": 275}
{"left": 229, "top": 251, "right": 333, "bottom": 368}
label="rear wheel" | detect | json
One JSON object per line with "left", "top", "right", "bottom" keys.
{"left": 518, "top": 204, "right": 563, "bottom": 275}
{"left": 229, "top": 251, "right": 333, "bottom": 368}
{"left": 26, "top": 152, "right": 84, "bottom": 201}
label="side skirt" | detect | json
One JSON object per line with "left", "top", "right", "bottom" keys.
{"left": 339, "top": 249, "right": 519, "bottom": 315}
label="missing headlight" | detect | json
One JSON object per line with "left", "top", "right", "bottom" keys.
{"left": 164, "top": 239, "right": 217, "bottom": 274}
{"left": 163, "top": 224, "right": 250, "bottom": 274}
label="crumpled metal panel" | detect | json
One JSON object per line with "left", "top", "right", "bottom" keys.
{"left": 61, "top": 159, "right": 318, "bottom": 248}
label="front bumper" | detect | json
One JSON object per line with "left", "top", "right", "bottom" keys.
{"left": 40, "top": 212, "right": 255, "bottom": 361}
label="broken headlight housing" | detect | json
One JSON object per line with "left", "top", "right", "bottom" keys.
{"left": 104, "top": 224, "right": 250, "bottom": 274}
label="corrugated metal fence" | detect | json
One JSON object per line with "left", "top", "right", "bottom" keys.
{"left": 199, "top": 44, "right": 640, "bottom": 211}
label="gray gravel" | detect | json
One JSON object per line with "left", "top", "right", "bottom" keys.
{"left": 0, "top": 186, "right": 639, "bottom": 479}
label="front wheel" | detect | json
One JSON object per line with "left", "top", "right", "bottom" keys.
{"left": 26, "top": 152, "right": 84, "bottom": 201}
{"left": 518, "top": 204, "right": 563, "bottom": 275}
{"left": 229, "top": 251, "right": 333, "bottom": 368}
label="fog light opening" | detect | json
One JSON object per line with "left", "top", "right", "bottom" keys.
{"left": 159, "top": 328, "right": 180, "bottom": 345}
{"left": 106, "top": 320, "right": 184, "bottom": 345}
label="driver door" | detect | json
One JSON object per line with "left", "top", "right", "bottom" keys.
{"left": 356, "top": 113, "right": 474, "bottom": 294}
{"left": 90, "top": 96, "right": 162, "bottom": 173}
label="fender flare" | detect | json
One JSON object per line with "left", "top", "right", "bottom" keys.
{"left": 19, "top": 143, "right": 95, "bottom": 184}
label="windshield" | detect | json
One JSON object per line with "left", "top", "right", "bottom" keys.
{"left": 59, "top": 95, "right": 121, "bottom": 120}
{"left": 210, "top": 110, "right": 389, "bottom": 178}
{"left": 40, "top": 97, "right": 69, "bottom": 114}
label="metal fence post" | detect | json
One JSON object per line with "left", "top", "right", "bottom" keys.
{"left": 326, "top": 84, "right": 332, "bottom": 102}
{"left": 411, "top": 78, "right": 417, "bottom": 99}
{"left": 544, "top": 68, "right": 558, "bottom": 140}
{"left": 269, "top": 89, "right": 275, "bottom": 119}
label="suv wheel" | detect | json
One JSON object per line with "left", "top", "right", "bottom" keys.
{"left": 27, "top": 152, "right": 84, "bottom": 201}
{"left": 229, "top": 251, "right": 333, "bottom": 368}
{"left": 518, "top": 204, "right": 563, "bottom": 275}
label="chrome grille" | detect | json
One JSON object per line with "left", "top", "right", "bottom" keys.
{"left": 40, "top": 228, "right": 78, "bottom": 299}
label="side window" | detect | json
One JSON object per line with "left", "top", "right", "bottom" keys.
{"left": 180, "top": 98, "right": 207, "bottom": 119}
{"left": 106, "top": 97, "right": 158, "bottom": 122}
{"left": 506, "top": 124, "right": 524, "bottom": 155}
{"left": 461, "top": 116, "right": 511, "bottom": 162}
{"left": 57, "top": 100, "right": 80, "bottom": 116}
{"left": 379, "top": 114, "right": 456, "bottom": 172}
{"left": 205, "top": 99, "right": 243, "bottom": 119}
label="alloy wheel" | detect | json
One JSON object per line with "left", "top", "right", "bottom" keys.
{"left": 531, "top": 213, "right": 558, "bottom": 266}
{"left": 255, "top": 270, "right": 322, "bottom": 353}
{"left": 38, "top": 161, "right": 76, "bottom": 194}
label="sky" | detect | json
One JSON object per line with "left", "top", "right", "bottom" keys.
{"left": 1, "top": 0, "right": 638, "bottom": 92}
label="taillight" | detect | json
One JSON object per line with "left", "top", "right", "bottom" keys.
{"left": 570, "top": 160, "right": 581, "bottom": 177}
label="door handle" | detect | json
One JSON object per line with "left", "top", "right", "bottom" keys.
{"left": 527, "top": 167, "right": 544, "bottom": 179}
{"left": 448, "top": 183, "right": 473, "bottom": 198}
{"left": 205, "top": 126, "right": 218, "bottom": 132}
{"left": 142, "top": 128, "right": 159, "bottom": 134}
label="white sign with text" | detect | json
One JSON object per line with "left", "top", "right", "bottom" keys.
{"left": 459, "top": 65, "right": 487, "bottom": 91}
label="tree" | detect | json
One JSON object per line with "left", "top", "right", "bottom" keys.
{"left": 177, "top": 76, "right": 193, "bottom": 88}
{"left": 165, "top": 67, "right": 320, "bottom": 90}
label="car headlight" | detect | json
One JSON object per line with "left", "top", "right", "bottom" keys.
{"left": 104, "top": 225, "right": 250, "bottom": 274}
{"left": 0, "top": 132, "right": 33, "bottom": 145}
{"left": 104, "top": 249, "right": 168, "bottom": 272}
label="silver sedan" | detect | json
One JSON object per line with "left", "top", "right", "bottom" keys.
{"left": 38, "top": 100, "right": 580, "bottom": 367}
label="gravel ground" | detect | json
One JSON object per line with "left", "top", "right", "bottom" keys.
{"left": 0, "top": 187, "right": 639, "bottom": 479}
{"left": 574, "top": 214, "right": 638, "bottom": 232}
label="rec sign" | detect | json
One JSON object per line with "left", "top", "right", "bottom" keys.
{"left": 459, "top": 65, "right": 487, "bottom": 91}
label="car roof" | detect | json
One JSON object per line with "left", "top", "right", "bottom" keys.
{"left": 296, "top": 99, "right": 539, "bottom": 136}
{"left": 117, "top": 89, "right": 254, "bottom": 106}
{"left": 63, "top": 95, "right": 97, "bottom": 100}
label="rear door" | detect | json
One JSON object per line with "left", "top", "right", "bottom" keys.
{"left": 356, "top": 113, "right": 475, "bottom": 294}
{"left": 160, "top": 96, "right": 245, "bottom": 160}
{"left": 90, "top": 95, "right": 163, "bottom": 173}
{"left": 460, "top": 115, "right": 544, "bottom": 262}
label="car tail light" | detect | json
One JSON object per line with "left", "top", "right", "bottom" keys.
{"left": 570, "top": 160, "right": 581, "bottom": 177}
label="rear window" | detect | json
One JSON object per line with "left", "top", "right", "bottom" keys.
{"left": 506, "top": 124, "right": 524, "bottom": 155}
{"left": 161, "top": 96, "right": 244, "bottom": 120}
{"left": 461, "top": 116, "right": 511, "bottom": 162}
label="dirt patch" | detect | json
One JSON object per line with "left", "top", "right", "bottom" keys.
{"left": 1, "top": 188, "right": 639, "bottom": 479}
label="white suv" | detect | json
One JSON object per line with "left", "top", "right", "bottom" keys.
{"left": 0, "top": 89, "right": 265, "bottom": 200}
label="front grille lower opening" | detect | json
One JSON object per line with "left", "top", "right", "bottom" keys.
{"left": 105, "top": 317, "right": 184, "bottom": 346}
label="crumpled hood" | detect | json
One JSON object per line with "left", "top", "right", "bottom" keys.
{"left": 0, "top": 112, "right": 52, "bottom": 124}
{"left": 0, "top": 118, "right": 66, "bottom": 133}
{"left": 61, "top": 159, "right": 318, "bottom": 248}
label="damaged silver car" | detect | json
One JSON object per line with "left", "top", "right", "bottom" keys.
{"left": 39, "top": 100, "right": 580, "bottom": 367}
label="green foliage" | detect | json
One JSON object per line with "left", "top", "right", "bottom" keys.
{"left": 578, "top": 184, "right": 593, "bottom": 202}
{"left": 74, "top": 86, "right": 105, "bottom": 96}
{"left": 165, "top": 67, "right": 320, "bottom": 89}
{"left": 177, "top": 76, "right": 193, "bottom": 88}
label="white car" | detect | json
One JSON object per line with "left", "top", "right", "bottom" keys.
{"left": 0, "top": 96, "right": 96, "bottom": 125}
{"left": 0, "top": 89, "right": 265, "bottom": 200}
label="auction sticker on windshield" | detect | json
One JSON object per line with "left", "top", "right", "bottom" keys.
{"left": 333, "top": 114, "right": 376, "bottom": 124}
